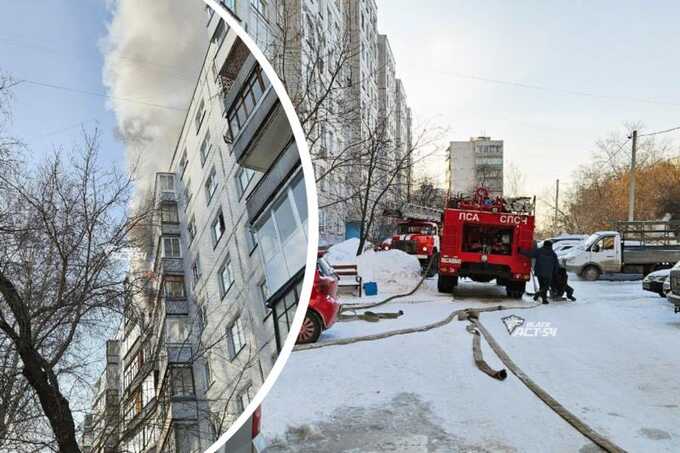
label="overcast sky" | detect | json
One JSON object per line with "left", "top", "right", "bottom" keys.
{"left": 377, "top": 0, "right": 680, "bottom": 199}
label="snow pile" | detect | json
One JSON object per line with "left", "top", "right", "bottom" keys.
{"left": 325, "top": 239, "right": 422, "bottom": 293}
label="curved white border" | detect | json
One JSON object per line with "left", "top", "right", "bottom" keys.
{"left": 202, "top": 1, "right": 319, "bottom": 452}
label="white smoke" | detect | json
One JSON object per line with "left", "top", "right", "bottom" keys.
{"left": 102, "top": 0, "right": 209, "bottom": 185}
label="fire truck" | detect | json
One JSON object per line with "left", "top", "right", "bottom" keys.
{"left": 384, "top": 204, "right": 442, "bottom": 277}
{"left": 438, "top": 187, "right": 535, "bottom": 298}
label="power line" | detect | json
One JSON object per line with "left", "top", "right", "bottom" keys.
{"left": 16, "top": 79, "right": 188, "bottom": 112}
{"left": 437, "top": 70, "right": 680, "bottom": 108}
{"left": 37, "top": 118, "right": 100, "bottom": 139}
{"left": 639, "top": 125, "right": 680, "bottom": 137}
{"left": 605, "top": 137, "right": 631, "bottom": 165}
{"left": 0, "top": 36, "right": 198, "bottom": 83}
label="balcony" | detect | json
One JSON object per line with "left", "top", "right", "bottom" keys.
{"left": 246, "top": 141, "right": 300, "bottom": 222}
{"left": 231, "top": 86, "right": 292, "bottom": 172}
{"left": 156, "top": 257, "right": 184, "bottom": 276}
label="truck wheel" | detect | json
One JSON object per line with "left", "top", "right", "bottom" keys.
{"left": 438, "top": 275, "right": 458, "bottom": 293}
{"left": 296, "top": 310, "right": 322, "bottom": 344}
{"left": 506, "top": 282, "right": 525, "bottom": 299}
{"left": 426, "top": 251, "right": 439, "bottom": 278}
{"left": 581, "top": 265, "right": 601, "bottom": 281}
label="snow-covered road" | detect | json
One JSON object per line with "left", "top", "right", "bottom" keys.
{"left": 262, "top": 277, "right": 680, "bottom": 452}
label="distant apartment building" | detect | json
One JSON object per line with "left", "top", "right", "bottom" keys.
{"left": 82, "top": 5, "right": 307, "bottom": 453}
{"left": 448, "top": 137, "right": 504, "bottom": 197}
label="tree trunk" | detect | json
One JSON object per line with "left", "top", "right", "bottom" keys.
{"left": 20, "top": 348, "right": 81, "bottom": 453}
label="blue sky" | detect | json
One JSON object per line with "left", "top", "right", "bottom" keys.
{"left": 377, "top": 0, "right": 680, "bottom": 197}
{"left": 1, "top": 1, "right": 125, "bottom": 169}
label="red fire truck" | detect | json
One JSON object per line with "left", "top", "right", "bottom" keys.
{"left": 438, "top": 188, "right": 535, "bottom": 298}
{"left": 384, "top": 205, "right": 443, "bottom": 276}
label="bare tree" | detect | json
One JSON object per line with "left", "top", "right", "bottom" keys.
{"left": 0, "top": 74, "right": 155, "bottom": 451}
{"left": 267, "top": 4, "right": 443, "bottom": 253}
{"left": 409, "top": 176, "right": 446, "bottom": 210}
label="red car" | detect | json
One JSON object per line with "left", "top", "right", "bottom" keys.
{"left": 297, "top": 257, "right": 340, "bottom": 344}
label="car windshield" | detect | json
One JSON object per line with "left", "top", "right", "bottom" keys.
{"left": 584, "top": 233, "right": 601, "bottom": 250}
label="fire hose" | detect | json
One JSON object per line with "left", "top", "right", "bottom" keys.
{"left": 295, "top": 272, "right": 627, "bottom": 452}
{"left": 468, "top": 313, "right": 627, "bottom": 453}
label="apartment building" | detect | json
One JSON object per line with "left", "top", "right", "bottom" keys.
{"left": 82, "top": 5, "right": 307, "bottom": 452}
{"left": 448, "top": 137, "right": 504, "bottom": 197}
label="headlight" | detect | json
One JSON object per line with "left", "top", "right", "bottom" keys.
{"left": 653, "top": 275, "right": 668, "bottom": 282}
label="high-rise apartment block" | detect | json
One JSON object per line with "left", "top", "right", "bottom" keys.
{"left": 448, "top": 137, "right": 504, "bottom": 197}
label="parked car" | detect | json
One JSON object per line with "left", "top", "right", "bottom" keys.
{"left": 376, "top": 237, "right": 392, "bottom": 251}
{"left": 667, "top": 261, "right": 680, "bottom": 313}
{"left": 220, "top": 406, "right": 265, "bottom": 452}
{"left": 553, "top": 239, "right": 584, "bottom": 257}
{"left": 643, "top": 268, "right": 673, "bottom": 297}
{"left": 296, "top": 256, "right": 341, "bottom": 344}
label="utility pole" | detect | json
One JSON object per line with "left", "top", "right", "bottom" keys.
{"left": 554, "top": 179, "right": 560, "bottom": 231}
{"left": 628, "top": 130, "right": 638, "bottom": 221}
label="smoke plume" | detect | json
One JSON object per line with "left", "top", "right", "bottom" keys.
{"left": 102, "top": 0, "right": 209, "bottom": 187}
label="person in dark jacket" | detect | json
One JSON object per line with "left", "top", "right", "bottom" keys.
{"left": 520, "top": 240, "right": 560, "bottom": 304}
{"left": 551, "top": 266, "right": 576, "bottom": 301}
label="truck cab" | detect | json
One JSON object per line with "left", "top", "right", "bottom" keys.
{"left": 391, "top": 219, "right": 441, "bottom": 276}
{"left": 563, "top": 231, "right": 621, "bottom": 280}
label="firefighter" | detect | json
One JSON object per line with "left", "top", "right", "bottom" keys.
{"left": 520, "top": 240, "right": 560, "bottom": 304}
{"left": 551, "top": 266, "right": 576, "bottom": 301}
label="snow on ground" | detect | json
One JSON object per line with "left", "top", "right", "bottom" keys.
{"left": 326, "top": 239, "right": 423, "bottom": 293}
{"left": 262, "top": 275, "right": 680, "bottom": 452}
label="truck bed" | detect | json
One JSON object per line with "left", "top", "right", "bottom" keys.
{"left": 623, "top": 245, "right": 680, "bottom": 264}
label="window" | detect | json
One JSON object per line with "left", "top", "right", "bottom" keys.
{"left": 164, "top": 276, "right": 186, "bottom": 299}
{"left": 166, "top": 317, "right": 189, "bottom": 344}
{"left": 204, "top": 355, "right": 213, "bottom": 388}
{"left": 158, "top": 174, "right": 175, "bottom": 192}
{"left": 227, "top": 315, "right": 246, "bottom": 360}
{"left": 192, "top": 254, "right": 202, "bottom": 283}
{"left": 179, "top": 149, "right": 188, "bottom": 178}
{"left": 200, "top": 130, "right": 211, "bottom": 166}
{"left": 123, "top": 350, "right": 143, "bottom": 388}
{"left": 250, "top": 0, "right": 266, "bottom": 16}
{"left": 161, "top": 203, "right": 179, "bottom": 224}
{"left": 211, "top": 18, "right": 228, "bottom": 47}
{"left": 211, "top": 210, "right": 226, "bottom": 247}
{"left": 163, "top": 237, "right": 182, "bottom": 258}
{"left": 239, "top": 385, "right": 254, "bottom": 412}
{"left": 183, "top": 178, "right": 193, "bottom": 208}
{"left": 236, "top": 166, "right": 256, "bottom": 197}
{"left": 258, "top": 279, "right": 270, "bottom": 304}
{"left": 600, "top": 236, "right": 615, "bottom": 251}
{"left": 255, "top": 172, "right": 307, "bottom": 293}
{"left": 246, "top": 227, "right": 258, "bottom": 253}
{"left": 195, "top": 99, "right": 206, "bottom": 133}
{"left": 224, "top": 0, "right": 236, "bottom": 13}
{"left": 226, "top": 66, "right": 269, "bottom": 139}
{"left": 141, "top": 373, "right": 155, "bottom": 407}
{"left": 205, "top": 167, "right": 218, "bottom": 203}
{"left": 198, "top": 304, "right": 208, "bottom": 331}
{"left": 187, "top": 216, "right": 197, "bottom": 243}
{"left": 218, "top": 258, "right": 234, "bottom": 298}
{"left": 170, "top": 366, "right": 194, "bottom": 398}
